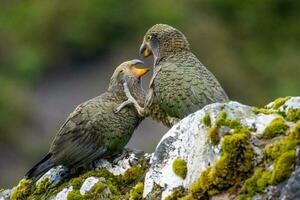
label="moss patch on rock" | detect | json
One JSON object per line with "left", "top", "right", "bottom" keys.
{"left": 67, "top": 190, "right": 85, "bottom": 200}
{"left": 252, "top": 107, "right": 273, "bottom": 115}
{"left": 286, "top": 108, "right": 300, "bottom": 122}
{"left": 164, "top": 186, "right": 186, "bottom": 200}
{"left": 33, "top": 177, "right": 52, "bottom": 195}
{"left": 262, "top": 117, "right": 288, "bottom": 139}
{"left": 172, "top": 158, "right": 188, "bottom": 179}
{"left": 238, "top": 121, "right": 300, "bottom": 199}
{"left": 10, "top": 179, "right": 33, "bottom": 200}
{"left": 270, "top": 150, "right": 296, "bottom": 184}
{"left": 202, "top": 114, "right": 211, "bottom": 127}
{"left": 237, "top": 168, "right": 271, "bottom": 199}
{"left": 272, "top": 97, "right": 291, "bottom": 109}
{"left": 265, "top": 121, "right": 300, "bottom": 160}
{"left": 208, "top": 111, "right": 245, "bottom": 145}
{"left": 187, "top": 128, "right": 254, "bottom": 199}
{"left": 127, "top": 182, "right": 144, "bottom": 200}
{"left": 11, "top": 158, "right": 148, "bottom": 200}
{"left": 208, "top": 126, "right": 220, "bottom": 145}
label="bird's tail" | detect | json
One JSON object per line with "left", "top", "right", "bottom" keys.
{"left": 25, "top": 153, "right": 55, "bottom": 184}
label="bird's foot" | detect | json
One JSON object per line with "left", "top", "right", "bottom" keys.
{"left": 114, "top": 82, "right": 145, "bottom": 116}
{"left": 114, "top": 99, "right": 134, "bottom": 114}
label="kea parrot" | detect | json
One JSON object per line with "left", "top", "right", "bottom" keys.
{"left": 116, "top": 24, "right": 229, "bottom": 128}
{"left": 25, "top": 60, "right": 149, "bottom": 183}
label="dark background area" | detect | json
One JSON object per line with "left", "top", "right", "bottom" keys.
{"left": 0, "top": 0, "right": 299, "bottom": 188}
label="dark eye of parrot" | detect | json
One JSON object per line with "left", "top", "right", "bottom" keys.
{"left": 146, "top": 35, "right": 152, "bottom": 41}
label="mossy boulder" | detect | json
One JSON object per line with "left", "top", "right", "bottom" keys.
{"left": 1, "top": 97, "right": 300, "bottom": 200}
{"left": 1, "top": 149, "right": 150, "bottom": 200}
{"left": 143, "top": 97, "right": 300, "bottom": 200}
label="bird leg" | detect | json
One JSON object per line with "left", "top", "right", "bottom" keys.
{"left": 114, "top": 82, "right": 145, "bottom": 116}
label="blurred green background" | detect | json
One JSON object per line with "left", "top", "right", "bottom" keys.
{"left": 0, "top": 0, "right": 299, "bottom": 188}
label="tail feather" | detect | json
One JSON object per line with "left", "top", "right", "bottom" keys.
{"left": 25, "top": 153, "right": 54, "bottom": 183}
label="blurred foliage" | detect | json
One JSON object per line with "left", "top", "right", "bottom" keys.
{"left": 0, "top": 0, "right": 186, "bottom": 83}
{"left": 210, "top": 0, "right": 300, "bottom": 97}
{"left": 0, "top": 0, "right": 187, "bottom": 138}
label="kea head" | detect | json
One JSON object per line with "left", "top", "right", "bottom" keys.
{"left": 139, "top": 24, "right": 190, "bottom": 60}
{"left": 109, "top": 59, "right": 149, "bottom": 89}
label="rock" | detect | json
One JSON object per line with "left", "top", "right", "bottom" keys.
{"left": 4, "top": 149, "right": 150, "bottom": 200}
{"left": 55, "top": 186, "right": 73, "bottom": 200}
{"left": 36, "top": 165, "right": 69, "bottom": 191}
{"left": 2, "top": 97, "right": 300, "bottom": 200}
{"left": 144, "top": 97, "right": 300, "bottom": 199}
{"left": 0, "top": 189, "right": 11, "bottom": 200}
{"left": 79, "top": 177, "right": 103, "bottom": 195}
{"left": 280, "top": 166, "right": 300, "bottom": 200}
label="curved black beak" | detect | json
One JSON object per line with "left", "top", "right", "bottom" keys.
{"left": 130, "top": 59, "right": 144, "bottom": 66}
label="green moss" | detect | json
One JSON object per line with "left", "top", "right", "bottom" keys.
{"left": 208, "top": 111, "right": 246, "bottom": 145}
{"left": 164, "top": 186, "right": 185, "bottom": 200}
{"left": 265, "top": 121, "right": 300, "bottom": 160}
{"left": 63, "top": 166, "right": 122, "bottom": 189}
{"left": 172, "top": 158, "right": 188, "bottom": 179}
{"left": 43, "top": 158, "right": 147, "bottom": 199}
{"left": 215, "top": 111, "right": 227, "bottom": 127}
{"left": 208, "top": 126, "right": 220, "bottom": 145}
{"left": 121, "top": 164, "right": 147, "bottom": 186}
{"left": 286, "top": 108, "right": 300, "bottom": 122}
{"left": 186, "top": 114, "right": 254, "bottom": 199}
{"left": 215, "top": 111, "right": 244, "bottom": 130}
{"left": 252, "top": 107, "right": 273, "bottom": 115}
{"left": 238, "top": 168, "right": 271, "bottom": 199}
{"left": 238, "top": 121, "right": 299, "bottom": 199}
{"left": 84, "top": 180, "right": 120, "bottom": 200}
{"left": 178, "top": 194, "right": 194, "bottom": 200}
{"left": 188, "top": 128, "right": 254, "bottom": 199}
{"left": 202, "top": 114, "right": 211, "bottom": 127}
{"left": 67, "top": 190, "right": 86, "bottom": 200}
{"left": 10, "top": 179, "right": 32, "bottom": 200}
{"left": 33, "top": 178, "right": 52, "bottom": 195}
{"left": 92, "top": 181, "right": 106, "bottom": 193}
{"left": 288, "top": 121, "right": 300, "bottom": 139}
{"left": 128, "top": 182, "right": 144, "bottom": 200}
{"left": 272, "top": 97, "right": 291, "bottom": 109}
{"left": 262, "top": 117, "right": 288, "bottom": 139}
{"left": 144, "top": 183, "right": 163, "bottom": 200}
{"left": 270, "top": 150, "right": 296, "bottom": 184}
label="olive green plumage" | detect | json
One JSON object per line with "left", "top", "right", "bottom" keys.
{"left": 25, "top": 60, "right": 147, "bottom": 182}
{"left": 140, "top": 24, "right": 229, "bottom": 127}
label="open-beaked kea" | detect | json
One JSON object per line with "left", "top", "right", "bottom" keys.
{"left": 25, "top": 60, "right": 149, "bottom": 183}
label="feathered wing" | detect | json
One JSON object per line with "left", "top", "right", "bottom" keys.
{"left": 25, "top": 98, "right": 108, "bottom": 181}
{"left": 50, "top": 100, "right": 107, "bottom": 167}
{"left": 154, "top": 61, "right": 228, "bottom": 119}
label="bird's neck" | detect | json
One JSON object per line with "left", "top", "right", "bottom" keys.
{"left": 108, "top": 81, "right": 145, "bottom": 105}
{"left": 155, "top": 49, "right": 189, "bottom": 65}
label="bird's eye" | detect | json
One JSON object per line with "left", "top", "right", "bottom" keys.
{"left": 146, "top": 35, "right": 152, "bottom": 41}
